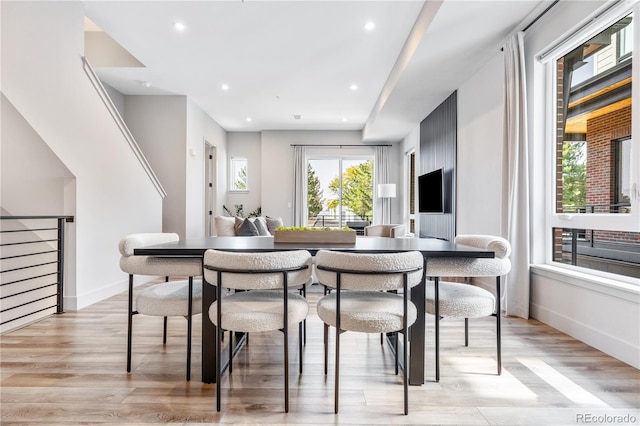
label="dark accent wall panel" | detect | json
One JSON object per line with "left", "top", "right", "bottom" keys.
{"left": 419, "top": 91, "right": 456, "bottom": 242}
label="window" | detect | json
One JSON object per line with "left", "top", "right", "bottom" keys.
{"left": 615, "top": 137, "right": 632, "bottom": 212}
{"left": 229, "top": 157, "right": 248, "bottom": 191}
{"left": 547, "top": 9, "right": 639, "bottom": 279}
{"left": 306, "top": 157, "right": 373, "bottom": 228}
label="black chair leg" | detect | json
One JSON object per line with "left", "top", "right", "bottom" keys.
{"left": 403, "top": 330, "right": 409, "bottom": 415}
{"left": 163, "top": 317, "right": 168, "bottom": 344}
{"left": 216, "top": 281, "right": 222, "bottom": 412}
{"left": 186, "top": 276, "right": 193, "bottom": 381}
{"left": 127, "top": 274, "right": 134, "bottom": 373}
{"left": 300, "top": 284, "right": 307, "bottom": 345}
{"left": 228, "top": 330, "right": 233, "bottom": 374}
{"left": 334, "top": 325, "right": 340, "bottom": 414}
{"left": 435, "top": 277, "right": 440, "bottom": 382}
{"left": 284, "top": 328, "right": 289, "bottom": 413}
{"left": 496, "top": 276, "right": 502, "bottom": 375}
{"left": 283, "top": 294, "right": 290, "bottom": 413}
{"left": 395, "top": 332, "right": 399, "bottom": 375}
{"left": 464, "top": 318, "right": 469, "bottom": 347}
{"left": 299, "top": 321, "right": 303, "bottom": 374}
{"left": 403, "top": 273, "right": 409, "bottom": 415}
{"left": 324, "top": 323, "right": 329, "bottom": 375}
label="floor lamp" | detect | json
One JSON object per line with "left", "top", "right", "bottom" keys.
{"left": 378, "top": 183, "right": 396, "bottom": 224}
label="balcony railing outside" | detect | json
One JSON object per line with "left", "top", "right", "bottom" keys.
{"left": 554, "top": 227, "right": 640, "bottom": 279}
{"left": 0, "top": 216, "right": 73, "bottom": 333}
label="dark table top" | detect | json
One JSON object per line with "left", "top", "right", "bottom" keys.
{"left": 134, "top": 236, "right": 495, "bottom": 258}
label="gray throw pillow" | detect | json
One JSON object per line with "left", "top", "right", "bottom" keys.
{"left": 266, "top": 216, "right": 284, "bottom": 235}
{"left": 236, "top": 217, "right": 259, "bottom": 236}
{"left": 253, "top": 217, "right": 270, "bottom": 236}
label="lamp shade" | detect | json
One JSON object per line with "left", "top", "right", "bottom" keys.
{"left": 378, "top": 183, "right": 396, "bottom": 198}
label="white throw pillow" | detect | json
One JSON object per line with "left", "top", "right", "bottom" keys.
{"left": 215, "top": 216, "right": 236, "bottom": 236}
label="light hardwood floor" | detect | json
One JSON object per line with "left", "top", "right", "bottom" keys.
{"left": 1, "top": 282, "right": 638, "bottom": 425}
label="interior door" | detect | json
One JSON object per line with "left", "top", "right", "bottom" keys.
{"left": 205, "top": 143, "right": 216, "bottom": 236}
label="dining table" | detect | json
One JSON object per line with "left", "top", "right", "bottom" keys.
{"left": 134, "top": 235, "right": 494, "bottom": 385}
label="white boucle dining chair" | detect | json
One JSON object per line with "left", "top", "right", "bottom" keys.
{"left": 425, "top": 234, "right": 511, "bottom": 381}
{"left": 363, "top": 223, "right": 408, "bottom": 345}
{"left": 315, "top": 250, "right": 424, "bottom": 415}
{"left": 119, "top": 233, "right": 202, "bottom": 381}
{"left": 203, "top": 249, "right": 312, "bottom": 413}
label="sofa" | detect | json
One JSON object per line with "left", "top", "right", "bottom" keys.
{"left": 214, "top": 215, "right": 283, "bottom": 237}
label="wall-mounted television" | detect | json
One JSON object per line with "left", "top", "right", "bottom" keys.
{"left": 418, "top": 168, "right": 444, "bottom": 213}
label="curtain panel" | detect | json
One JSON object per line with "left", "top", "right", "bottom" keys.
{"left": 503, "top": 32, "right": 531, "bottom": 319}
{"left": 374, "top": 146, "right": 391, "bottom": 224}
{"left": 292, "top": 146, "right": 307, "bottom": 227}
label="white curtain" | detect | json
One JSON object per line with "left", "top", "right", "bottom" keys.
{"left": 374, "top": 146, "right": 391, "bottom": 224}
{"left": 502, "top": 32, "right": 530, "bottom": 319}
{"left": 292, "top": 146, "right": 307, "bottom": 227}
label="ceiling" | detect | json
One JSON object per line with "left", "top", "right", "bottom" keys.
{"left": 84, "top": 0, "right": 547, "bottom": 143}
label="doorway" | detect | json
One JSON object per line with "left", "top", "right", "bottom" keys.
{"left": 205, "top": 142, "right": 216, "bottom": 236}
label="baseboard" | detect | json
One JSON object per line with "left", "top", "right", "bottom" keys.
{"left": 531, "top": 302, "right": 640, "bottom": 369}
{"left": 65, "top": 276, "right": 156, "bottom": 311}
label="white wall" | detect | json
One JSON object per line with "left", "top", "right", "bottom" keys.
{"left": 186, "top": 100, "right": 227, "bottom": 238}
{"left": 1, "top": 1, "right": 164, "bottom": 310}
{"left": 1, "top": 95, "right": 75, "bottom": 216}
{"left": 456, "top": 51, "right": 505, "bottom": 236}
{"left": 124, "top": 96, "right": 187, "bottom": 237}
{"left": 103, "top": 83, "right": 125, "bottom": 116}
{"left": 226, "top": 132, "right": 262, "bottom": 216}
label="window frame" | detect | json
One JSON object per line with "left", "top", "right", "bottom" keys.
{"left": 542, "top": 3, "right": 639, "bottom": 280}
{"left": 615, "top": 137, "right": 632, "bottom": 211}
{"left": 229, "top": 156, "right": 248, "bottom": 192}
{"left": 306, "top": 152, "right": 375, "bottom": 227}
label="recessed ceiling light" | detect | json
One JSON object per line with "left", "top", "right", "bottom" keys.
{"left": 246, "top": 117, "right": 252, "bottom": 122}
{"left": 350, "top": 84, "right": 358, "bottom": 91}
{"left": 141, "top": 81, "right": 151, "bottom": 88}
{"left": 173, "top": 21, "right": 186, "bottom": 31}
{"left": 221, "top": 84, "right": 229, "bottom": 91}
{"left": 342, "top": 118, "right": 348, "bottom": 122}
{"left": 364, "top": 21, "right": 375, "bottom": 32}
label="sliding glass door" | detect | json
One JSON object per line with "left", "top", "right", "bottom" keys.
{"left": 307, "top": 157, "right": 373, "bottom": 228}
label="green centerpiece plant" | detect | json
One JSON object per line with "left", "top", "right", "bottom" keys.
{"left": 275, "top": 226, "right": 353, "bottom": 232}
{"left": 273, "top": 226, "right": 356, "bottom": 244}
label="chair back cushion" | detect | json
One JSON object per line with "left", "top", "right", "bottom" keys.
{"left": 118, "top": 233, "right": 179, "bottom": 256}
{"left": 204, "top": 250, "right": 312, "bottom": 290}
{"left": 426, "top": 235, "right": 511, "bottom": 278}
{"left": 454, "top": 234, "right": 511, "bottom": 258}
{"left": 315, "top": 250, "right": 423, "bottom": 291}
{"left": 118, "top": 233, "right": 202, "bottom": 276}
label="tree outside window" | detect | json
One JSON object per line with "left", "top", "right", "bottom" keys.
{"left": 328, "top": 160, "right": 373, "bottom": 220}
{"left": 229, "top": 157, "right": 248, "bottom": 191}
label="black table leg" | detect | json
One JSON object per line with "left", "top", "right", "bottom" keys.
{"left": 409, "top": 260, "right": 426, "bottom": 385}
{"left": 202, "top": 274, "right": 216, "bottom": 383}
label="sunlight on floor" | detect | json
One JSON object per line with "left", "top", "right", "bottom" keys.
{"left": 518, "top": 357, "right": 608, "bottom": 406}
{"left": 447, "top": 356, "right": 538, "bottom": 400}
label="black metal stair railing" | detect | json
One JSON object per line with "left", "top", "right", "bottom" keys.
{"left": 0, "top": 215, "right": 74, "bottom": 332}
